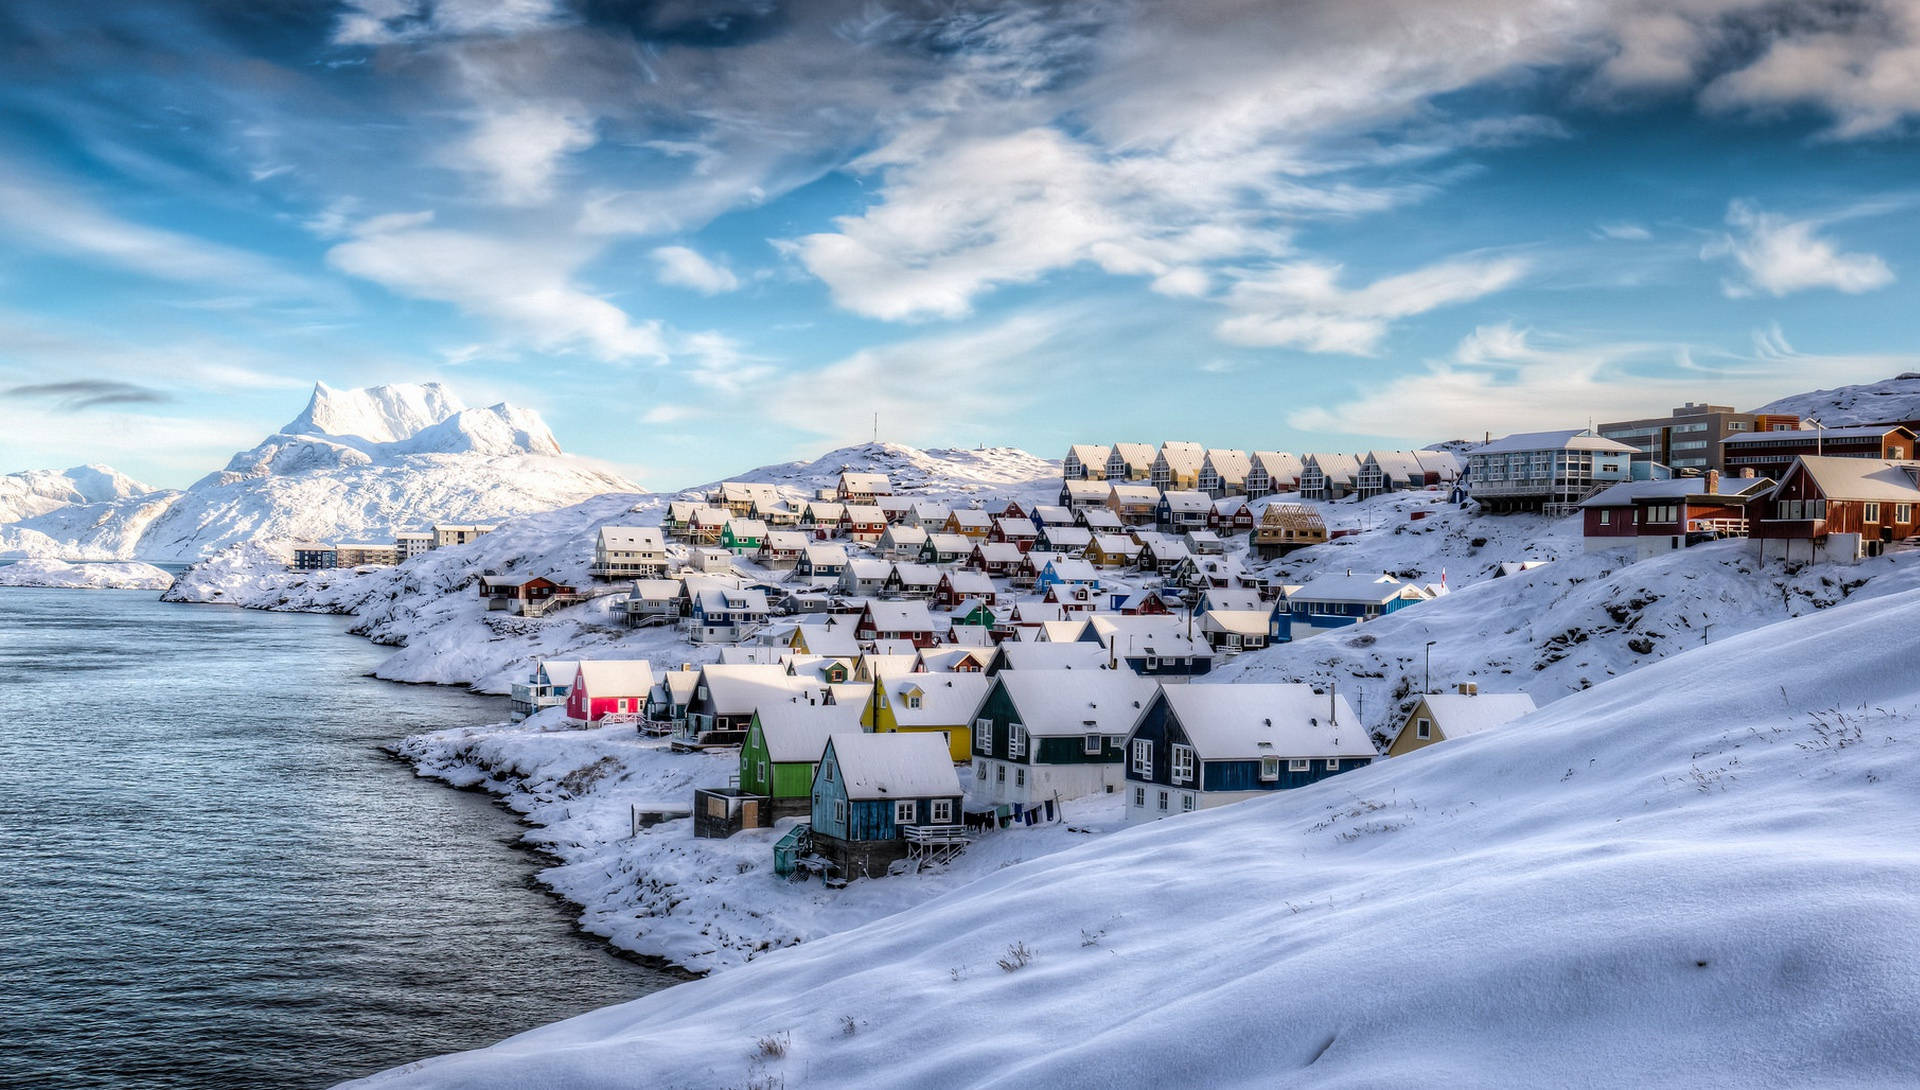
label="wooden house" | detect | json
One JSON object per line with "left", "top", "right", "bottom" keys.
{"left": 836, "top": 471, "right": 893, "bottom": 504}
{"left": 509, "top": 658, "right": 578, "bottom": 721}
{"left": 877, "top": 496, "right": 915, "bottom": 524}
{"left": 1107, "top": 484, "right": 1162, "bottom": 526}
{"left": 1010, "top": 550, "right": 1062, "bottom": 589}
{"left": 1137, "top": 535, "right": 1191, "bottom": 575}
{"left": 591, "top": 526, "right": 668, "bottom": 580}
{"left": 1386, "top": 686, "right": 1537, "bottom": 758}
{"left": 789, "top": 617, "right": 862, "bottom": 658}
{"left": 1105, "top": 442, "right": 1157, "bottom": 481}
{"left": 796, "top": 543, "right": 848, "bottom": 581}
{"left": 799, "top": 501, "right": 845, "bottom": 539}
{"left": 739, "top": 702, "right": 864, "bottom": 818}
{"left": 1722, "top": 425, "right": 1917, "bottom": 482}
{"left": 839, "top": 558, "right": 892, "bottom": 598}
{"left": 624, "top": 578, "right": 681, "bottom": 627}
{"left": 856, "top": 601, "right": 939, "bottom": 648}
{"left": 683, "top": 664, "right": 840, "bottom": 747}
{"left": 1081, "top": 615, "right": 1214, "bottom": 679}
{"left": 1150, "top": 441, "right": 1206, "bottom": 492}
{"left": 1031, "top": 505, "right": 1078, "bottom": 528}
{"left": 882, "top": 562, "right": 941, "bottom": 600}
{"left": 988, "top": 516, "right": 1038, "bottom": 551}
{"left": 944, "top": 509, "right": 993, "bottom": 541}
{"left": 983, "top": 641, "right": 1110, "bottom": 674}
{"left": 1081, "top": 507, "right": 1126, "bottom": 533}
{"left": 721, "top": 518, "right": 767, "bottom": 555}
{"left": 565, "top": 660, "right": 656, "bottom": 724}
{"left": 807, "top": 733, "right": 966, "bottom": 879}
{"left": 1037, "top": 556, "right": 1101, "bottom": 591}
{"left": 1356, "top": 451, "right": 1429, "bottom": 497}
{"left": 1199, "top": 610, "right": 1272, "bottom": 653}
{"left": 1158, "top": 490, "right": 1212, "bottom": 532}
{"left": 1578, "top": 472, "right": 1774, "bottom": 559}
{"left": 756, "top": 530, "right": 808, "bottom": 569}
{"left": 645, "top": 667, "right": 700, "bottom": 731}
{"left": 1122, "top": 683, "right": 1373, "bottom": 823}
{"left": 1035, "top": 524, "right": 1091, "bottom": 557}
{"left": 1752, "top": 456, "right": 1920, "bottom": 562}
{"left": 906, "top": 502, "right": 953, "bottom": 531}
{"left": 1184, "top": 529, "right": 1226, "bottom": 555}
{"left": 1086, "top": 533, "right": 1144, "bottom": 569}
{"left": 1041, "top": 581, "right": 1101, "bottom": 615}
{"left": 841, "top": 505, "right": 887, "bottom": 544}
{"left": 1063, "top": 443, "right": 1112, "bottom": 481}
{"left": 664, "top": 501, "right": 700, "bottom": 539}
{"left": 1252, "top": 502, "right": 1328, "bottom": 558}
{"left": 1059, "top": 479, "right": 1109, "bottom": 511}
{"left": 879, "top": 523, "right": 928, "bottom": 560}
{"left": 999, "top": 500, "right": 1031, "bottom": 520}
{"left": 1274, "top": 573, "right": 1426, "bottom": 643}
{"left": 478, "top": 575, "right": 577, "bottom": 616}
{"left": 862, "top": 671, "right": 990, "bottom": 761}
{"left": 712, "top": 481, "right": 781, "bottom": 516}
{"left": 688, "top": 586, "right": 770, "bottom": 644}
{"left": 1197, "top": 449, "right": 1251, "bottom": 498}
{"left": 920, "top": 532, "right": 973, "bottom": 565}
{"left": 1207, "top": 497, "right": 1255, "bottom": 534}
{"left": 914, "top": 646, "right": 991, "bottom": 673}
{"left": 1246, "top": 451, "right": 1302, "bottom": 498}
{"left": 936, "top": 570, "right": 998, "bottom": 608}
{"left": 968, "top": 541, "right": 1024, "bottom": 576}
{"left": 1300, "top": 453, "right": 1361, "bottom": 501}
{"left": 970, "top": 669, "right": 1156, "bottom": 821}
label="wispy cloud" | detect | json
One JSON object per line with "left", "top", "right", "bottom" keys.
{"left": 1215, "top": 255, "right": 1530, "bottom": 355}
{"left": 6, "top": 380, "right": 175, "bottom": 412}
{"left": 1703, "top": 200, "right": 1894, "bottom": 298}
{"left": 652, "top": 246, "right": 740, "bottom": 295}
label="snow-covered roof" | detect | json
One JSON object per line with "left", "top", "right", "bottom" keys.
{"left": 1251, "top": 450, "right": 1303, "bottom": 483}
{"left": 1285, "top": 573, "right": 1416, "bottom": 606}
{"left": 1045, "top": 557, "right": 1101, "bottom": 581}
{"left": 697, "top": 664, "right": 818, "bottom": 714}
{"left": 1109, "top": 484, "right": 1161, "bottom": 503}
{"left": 753, "top": 702, "right": 863, "bottom": 763}
{"left": 1037, "top": 619, "right": 1091, "bottom": 643}
{"left": 1304, "top": 452, "right": 1361, "bottom": 481}
{"left": 1061, "top": 480, "right": 1108, "bottom": 501}
{"left": 911, "top": 501, "right": 952, "bottom": 519}
{"left": 1085, "top": 615, "right": 1212, "bottom": 658}
{"left": 882, "top": 524, "right": 928, "bottom": 544}
{"left": 725, "top": 518, "right": 768, "bottom": 537}
{"left": 1032, "top": 505, "right": 1076, "bottom": 524}
{"left": 696, "top": 586, "right": 769, "bottom": 613}
{"left": 1109, "top": 442, "right": 1156, "bottom": 470}
{"left": 879, "top": 671, "right": 991, "bottom": 726}
{"left": 866, "top": 600, "right": 937, "bottom": 631}
{"left": 1720, "top": 425, "right": 1901, "bottom": 444}
{"left": 1162, "top": 490, "right": 1211, "bottom": 513}
{"left": 890, "top": 562, "right": 940, "bottom": 586}
{"left": 995, "top": 517, "right": 1037, "bottom": 536}
{"left": 1157, "top": 683, "right": 1372, "bottom": 761}
{"left": 804, "top": 501, "right": 844, "bottom": 519}
{"left": 1202, "top": 610, "right": 1272, "bottom": 636}
{"left": 947, "top": 509, "right": 992, "bottom": 528}
{"left": 843, "top": 558, "right": 891, "bottom": 579}
{"left": 975, "top": 541, "right": 1024, "bottom": 562}
{"left": 537, "top": 659, "right": 579, "bottom": 686}
{"left": 1068, "top": 443, "right": 1112, "bottom": 464}
{"left": 1156, "top": 441, "right": 1205, "bottom": 475}
{"left": 803, "top": 544, "right": 848, "bottom": 565}
{"left": 1202, "top": 449, "right": 1251, "bottom": 481}
{"left": 994, "top": 669, "right": 1157, "bottom": 736}
{"left": 1092, "top": 534, "right": 1142, "bottom": 555}
{"left": 763, "top": 530, "right": 809, "bottom": 549}
{"left": 1473, "top": 430, "right": 1637, "bottom": 456}
{"left": 992, "top": 642, "right": 1110, "bottom": 670}
{"left": 916, "top": 646, "right": 992, "bottom": 672}
{"left": 844, "top": 505, "right": 886, "bottom": 523}
{"left": 1419, "top": 692, "right": 1538, "bottom": 738}
{"left": 1200, "top": 589, "right": 1265, "bottom": 612}
{"left": 1579, "top": 476, "right": 1774, "bottom": 507}
{"left": 944, "top": 571, "right": 996, "bottom": 594}
{"left": 1082, "top": 509, "right": 1124, "bottom": 529}
{"left": 825, "top": 732, "right": 962, "bottom": 799}
{"left": 838, "top": 471, "right": 892, "bottom": 491}
{"left": 574, "top": 660, "right": 655, "bottom": 697}
{"left": 1043, "top": 526, "right": 1092, "bottom": 545}
{"left": 598, "top": 525, "right": 664, "bottom": 550}
{"left": 1365, "top": 450, "right": 1427, "bottom": 479}
{"left": 924, "top": 533, "right": 973, "bottom": 553}
{"left": 1787, "top": 457, "right": 1920, "bottom": 501}
{"left": 1415, "top": 450, "right": 1463, "bottom": 480}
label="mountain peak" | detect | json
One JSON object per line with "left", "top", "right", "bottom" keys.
{"left": 283, "top": 381, "right": 467, "bottom": 445}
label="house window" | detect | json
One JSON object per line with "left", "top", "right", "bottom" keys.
{"left": 1598, "top": 510, "right": 1610, "bottom": 525}
{"left": 931, "top": 799, "right": 953, "bottom": 823}
{"left": 1260, "top": 757, "right": 1280, "bottom": 781}
{"left": 1134, "top": 787, "right": 1146, "bottom": 807}
{"left": 1865, "top": 502, "right": 1882, "bottom": 523}
{"left": 1289, "top": 758, "right": 1311, "bottom": 772}
{"left": 1083, "top": 733, "right": 1102, "bottom": 755}
{"left": 824, "top": 762, "right": 835, "bottom": 782}
{"left": 894, "top": 800, "right": 916, "bottom": 824}
{"left": 1131, "top": 739, "right": 1153, "bottom": 776}
{"left": 1182, "top": 793, "right": 1196, "bottom": 812}
{"left": 1009, "top": 727, "right": 1028, "bottom": 759}
{"left": 975, "top": 759, "right": 987, "bottom": 779}
{"left": 1171, "top": 745, "right": 1195, "bottom": 784}
{"left": 1015, "top": 768, "right": 1026, "bottom": 787}
{"left": 757, "top": 761, "right": 769, "bottom": 784}
{"left": 833, "top": 799, "right": 846, "bottom": 825}
{"left": 1901, "top": 504, "right": 1914, "bottom": 524}
{"left": 1416, "top": 717, "right": 1431, "bottom": 739}
{"left": 1157, "top": 790, "right": 1169, "bottom": 811}
{"left": 1326, "top": 759, "right": 1341, "bottom": 771}
{"left": 905, "top": 693, "right": 921, "bottom": 709}
{"left": 996, "top": 765, "right": 1005, "bottom": 783}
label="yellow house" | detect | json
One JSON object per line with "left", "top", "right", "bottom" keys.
{"left": 860, "top": 672, "right": 991, "bottom": 762}
{"left": 1387, "top": 686, "right": 1538, "bottom": 757}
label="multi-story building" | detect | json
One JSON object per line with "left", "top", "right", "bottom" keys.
{"left": 1720, "top": 425, "right": 1917, "bottom": 482}
{"left": 432, "top": 523, "right": 497, "bottom": 548}
{"left": 1467, "top": 430, "right": 1637, "bottom": 514}
{"left": 1597, "top": 402, "right": 1799, "bottom": 475}
{"left": 394, "top": 530, "right": 434, "bottom": 561}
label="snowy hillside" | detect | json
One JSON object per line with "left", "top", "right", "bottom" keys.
{"left": 718, "top": 442, "right": 1059, "bottom": 503}
{"left": 0, "top": 464, "right": 153, "bottom": 524}
{"left": 0, "top": 383, "right": 634, "bottom": 562}
{"left": 0, "top": 558, "right": 174, "bottom": 590}
{"left": 1753, "top": 372, "right": 1920, "bottom": 425}
{"left": 348, "top": 586, "right": 1920, "bottom": 1090}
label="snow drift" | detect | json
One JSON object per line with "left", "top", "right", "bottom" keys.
{"left": 0, "top": 382, "right": 633, "bottom": 562}
{"left": 348, "top": 583, "right": 1920, "bottom": 1089}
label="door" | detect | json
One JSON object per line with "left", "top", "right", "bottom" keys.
{"left": 741, "top": 799, "right": 760, "bottom": 829}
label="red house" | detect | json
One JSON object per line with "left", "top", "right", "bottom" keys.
{"left": 1751, "top": 456, "right": 1920, "bottom": 562}
{"left": 855, "top": 601, "right": 940, "bottom": 649}
{"left": 565, "top": 660, "right": 657, "bottom": 723}
{"left": 1579, "top": 471, "right": 1774, "bottom": 559}
{"left": 1207, "top": 498, "right": 1255, "bottom": 533}
{"left": 988, "top": 517, "right": 1039, "bottom": 552}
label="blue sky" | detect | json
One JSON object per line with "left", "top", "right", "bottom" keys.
{"left": 4, "top": 1, "right": 1920, "bottom": 489}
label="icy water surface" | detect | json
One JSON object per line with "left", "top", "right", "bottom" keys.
{"left": 0, "top": 588, "right": 672, "bottom": 1089}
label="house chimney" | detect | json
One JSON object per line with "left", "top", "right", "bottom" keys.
{"left": 1706, "top": 469, "right": 1721, "bottom": 495}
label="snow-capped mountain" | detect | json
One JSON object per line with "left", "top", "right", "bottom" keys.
{"left": 1752, "top": 372, "right": 1920, "bottom": 426}
{"left": 0, "top": 464, "right": 155, "bottom": 524}
{"left": 0, "top": 382, "right": 637, "bottom": 562}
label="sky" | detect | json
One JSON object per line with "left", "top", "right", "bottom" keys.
{"left": 4, "top": 0, "right": 1920, "bottom": 490}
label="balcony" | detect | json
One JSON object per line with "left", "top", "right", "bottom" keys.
{"left": 1753, "top": 517, "right": 1826, "bottom": 540}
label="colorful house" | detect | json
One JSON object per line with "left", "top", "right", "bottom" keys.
{"left": 565, "top": 660, "right": 656, "bottom": 724}
{"left": 1273, "top": 573, "right": 1427, "bottom": 643}
{"left": 1122, "top": 683, "right": 1374, "bottom": 823}
{"left": 970, "top": 669, "right": 1156, "bottom": 821}
{"left": 741, "top": 701, "right": 865, "bottom": 817}
{"left": 862, "top": 671, "right": 990, "bottom": 761}
{"left": 807, "top": 733, "right": 967, "bottom": 878}
{"left": 1386, "top": 686, "right": 1537, "bottom": 758}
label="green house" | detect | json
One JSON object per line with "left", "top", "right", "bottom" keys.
{"left": 721, "top": 518, "right": 768, "bottom": 555}
{"left": 952, "top": 600, "right": 997, "bottom": 629}
{"left": 742, "top": 701, "right": 866, "bottom": 818}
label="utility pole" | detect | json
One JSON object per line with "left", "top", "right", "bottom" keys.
{"left": 1425, "top": 640, "right": 1437, "bottom": 694}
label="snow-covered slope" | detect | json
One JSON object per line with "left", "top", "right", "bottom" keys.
{"left": 349, "top": 585, "right": 1920, "bottom": 1089}
{"left": 0, "top": 383, "right": 633, "bottom": 562}
{"left": 1753, "top": 372, "right": 1920, "bottom": 425}
{"left": 0, "top": 558, "right": 174, "bottom": 590}
{"left": 721, "top": 442, "right": 1059, "bottom": 502}
{"left": 0, "top": 464, "right": 154, "bottom": 524}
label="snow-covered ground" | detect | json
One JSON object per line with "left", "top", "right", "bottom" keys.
{"left": 349, "top": 579, "right": 1920, "bottom": 1089}
{"left": 0, "top": 464, "right": 154, "bottom": 525}
{"left": 1756, "top": 371, "right": 1920, "bottom": 425}
{"left": 0, "top": 557, "right": 175, "bottom": 590}
{"left": 396, "top": 707, "right": 1121, "bottom": 974}
{"left": 0, "top": 382, "right": 637, "bottom": 561}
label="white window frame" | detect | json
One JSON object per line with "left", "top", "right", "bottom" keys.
{"left": 975, "top": 759, "right": 987, "bottom": 780}
{"left": 975, "top": 718, "right": 993, "bottom": 754}
{"left": 824, "top": 762, "right": 835, "bottom": 783}
{"left": 1900, "top": 504, "right": 1914, "bottom": 524}
{"left": 1181, "top": 793, "right": 1196, "bottom": 812}
{"left": 1083, "top": 733, "right": 1102, "bottom": 755}
{"left": 1326, "top": 758, "right": 1341, "bottom": 771}
{"left": 1864, "top": 502, "right": 1882, "bottom": 523}
{"left": 894, "top": 800, "right": 916, "bottom": 824}
{"left": 1171, "top": 744, "right": 1195, "bottom": 785}
{"left": 1157, "top": 790, "right": 1169, "bottom": 811}
{"left": 1015, "top": 768, "right": 1026, "bottom": 787}
{"left": 1289, "top": 758, "right": 1311, "bottom": 772}
{"left": 996, "top": 764, "right": 1005, "bottom": 783}
{"left": 1260, "top": 756, "right": 1280, "bottom": 781}
{"left": 1131, "top": 739, "right": 1153, "bottom": 776}
{"left": 1009, "top": 726, "right": 1028, "bottom": 759}
{"left": 931, "top": 799, "right": 953, "bottom": 824}
{"left": 1416, "top": 717, "right": 1431, "bottom": 740}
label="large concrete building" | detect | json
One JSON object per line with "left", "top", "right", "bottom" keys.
{"left": 1597, "top": 402, "right": 1799, "bottom": 475}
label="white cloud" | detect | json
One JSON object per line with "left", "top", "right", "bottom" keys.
{"left": 1290, "top": 321, "right": 1914, "bottom": 442}
{"left": 1703, "top": 200, "right": 1894, "bottom": 298}
{"left": 1215, "top": 255, "right": 1530, "bottom": 355}
{"left": 1594, "top": 222, "right": 1652, "bottom": 240}
{"left": 1700, "top": 4, "right": 1920, "bottom": 138}
{"left": 334, "top": 0, "right": 568, "bottom": 45}
{"left": 456, "top": 104, "right": 596, "bottom": 206}
{"left": 326, "top": 213, "right": 666, "bottom": 362}
{"left": 652, "top": 246, "right": 740, "bottom": 295}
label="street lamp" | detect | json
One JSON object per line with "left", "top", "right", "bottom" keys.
{"left": 1424, "top": 640, "right": 1437, "bottom": 695}
{"left": 1806, "top": 417, "right": 1824, "bottom": 457}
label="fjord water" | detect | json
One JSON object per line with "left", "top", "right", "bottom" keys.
{"left": 0, "top": 588, "right": 671, "bottom": 1089}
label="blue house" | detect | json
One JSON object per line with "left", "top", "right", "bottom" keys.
{"left": 1080, "top": 616, "right": 1215, "bottom": 678}
{"left": 1037, "top": 557, "right": 1101, "bottom": 593}
{"left": 1122, "top": 683, "right": 1375, "bottom": 823}
{"left": 796, "top": 544, "right": 848, "bottom": 580}
{"left": 1272, "top": 573, "right": 1428, "bottom": 643}
{"left": 808, "top": 733, "right": 967, "bottom": 879}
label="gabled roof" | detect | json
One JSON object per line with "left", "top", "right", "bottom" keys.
{"left": 802, "top": 544, "right": 848, "bottom": 566}
{"left": 843, "top": 504, "right": 886, "bottom": 523}
{"left": 1068, "top": 443, "right": 1112, "bottom": 464}
{"left": 975, "top": 541, "right": 1024, "bottom": 563}
{"left": 1579, "top": 476, "right": 1775, "bottom": 508}
{"left": 1201, "top": 610, "right": 1272, "bottom": 637}
{"left": 1109, "top": 483, "right": 1162, "bottom": 503}
{"left": 890, "top": 562, "right": 941, "bottom": 586}
{"left": 1202, "top": 449, "right": 1251, "bottom": 481}
{"left": 753, "top": 702, "right": 864, "bottom": 763}
{"left": 916, "top": 646, "right": 993, "bottom": 672}
{"left": 995, "top": 669, "right": 1157, "bottom": 737}
{"left": 1044, "top": 557, "right": 1101, "bottom": 581}
{"left": 629, "top": 578, "right": 680, "bottom": 600}
{"left": 763, "top": 530, "right": 809, "bottom": 549}
{"left": 882, "top": 524, "right": 929, "bottom": 543}
{"left": 537, "top": 659, "right": 579, "bottom": 686}
{"left": 995, "top": 517, "right": 1037, "bottom": 536}
{"left": 1781, "top": 457, "right": 1920, "bottom": 502}
{"left": 924, "top": 532, "right": 974, "bottom": 553}
{"left": 1364, "top": 450, "right": 1427, "bottom": 480}
{"left": 1473, "top": 430, "right": 1637, "bottom": 456}
{"left": 947, "top": 508, "right": 993, "bottom": 528}
{"left": 1061, "top": 480, "right": 1109, "bottom": 500}
{"left": 1032, "top": 505, "right": 1077, "bottom": 525}
{"left": 1154, "top": 683, "right": 1373, "bottom": 761}
{"left": 1092, "top": 534, "right": 1142, "bottom": 555}
{"left": 598, "top": 525, "right": 664, "bottom": 550}
{"left": 943, "top": 570, "right": 996, "bottom": 594}
{"left": 1156, "top": 441, "right": 1206, "bottom": 475}
{"left": 803, "top": 501, "right": 845, "bottom": 519}
{"left": 1303, "top": 453, "right": 1362, "bottom": 482}
{"left": 1415, "top": 450, "right": 1463, "bottom": 480}
{"left": 843, "top": 558, "right": 892, "bottom": 579}
{"left": 865, "top": 600, "right": 937, "bottom": 631}
{"left": 1109, "top": 442, "right": 1156, "bottom": 470}
{"left": 911, "top": 501, "right": 952, "bottom": 519}
{"left": 878, "top": 671, "right": 991, "bottom": 725}
{"left": 1418, "top": 692, "right": 1538, "bottom": 738}
{"left": 1161, "top": 490, "right": 1212, "bottom": 513}
{"left": 1084, "top": 614, "right": 1212, "bottom": 658}
{"left": 1043, "top": 526, "right": 1093, "bottom": 546}
{"left": 1082, "top": 509, "right": 1124, "bottom": 529}
{"left": 1284, "top": 573, "right": 1418, "bottom": 606}
{"left": 824, "top": 732, "right": 962, "bottom": 799}
{"left": 838, "top": 471, "right": 892, "bottom": 491}
{"left": 695, "top": 586, "right": 770, "bottom": 613}
{"left": 574, "top": 660, "right": 656, "bottom": 697}
{"left": 696, "top": 663, "right": 818, "bottom": 714}
{"left": 992, "top": 642, "right": 1110, "bottom": 670}
{"left": 724, "top": 518, "right": 768, "bottom": 537}
{"left": 1251, "top": 451, "right": 1303, "bottom": 484}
